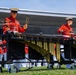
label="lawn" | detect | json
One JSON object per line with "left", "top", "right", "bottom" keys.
{"left": 0, "top": 66, "right": 76, "bottom": 75}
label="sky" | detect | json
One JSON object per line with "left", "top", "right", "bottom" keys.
{"left": 0, "top": 0, "right": 76, "bottom": 14}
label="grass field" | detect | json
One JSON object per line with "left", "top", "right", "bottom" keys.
{"left": 0, "top": 66, "right": 76, "bottom": 75}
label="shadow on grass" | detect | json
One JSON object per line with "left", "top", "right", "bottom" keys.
{"left": 20, "top": 67, "right": 67, "bottom": 72}
{"left": 1, "top": 66, "right": 70, "bottom": 73}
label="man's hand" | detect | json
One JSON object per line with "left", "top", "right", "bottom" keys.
{"left": 60, "top": 30, "right": 64, "bottom": 33}
{"left": 23, "top": 24, "right": 28, "bottom": 29}
{"left": 6, "top": 27, "right": 10, "bottom": 31}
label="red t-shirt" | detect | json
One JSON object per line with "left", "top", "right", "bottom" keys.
{"left": 0, "top": 47, "right": 3, "bottom": 54}
{"left": 2, "top": 40, "right": 7, "bottom": 44}
{"left": 3, "top": 46, "right": 7, "bottom": 53}
{"left": 3, "top": 16, "right": 25, "bottom": 34}
{"left": 58, "top": 24, "right": 73, "bottom": 37}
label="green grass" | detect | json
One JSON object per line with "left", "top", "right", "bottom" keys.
{"left": 1, "top": 66, "right": 76, "bottom": 75}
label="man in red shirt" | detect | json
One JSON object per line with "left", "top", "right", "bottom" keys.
{"left": 2, "top": 8, "right": 28, "bottom": 72}
{"left": 58, "top": 17, "right": 73, "bottom": 37}
{"left": 58, "top": 17, "right": 73, "bottom": 68}
{"left": 3, "top": 8, "right": 27, "bottom": 34}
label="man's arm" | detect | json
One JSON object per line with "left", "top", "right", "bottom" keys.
{"left": 3, "top": 18, "right": 10, "bottom": 34}
{"left": 18, "top": 24, "right": 27, "bottom": 33}
{"left": 18, "top": 17, "right": 29, "bottom": 32}
{"left": 58, "top": 25, "right": 66, "bottom": 33}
